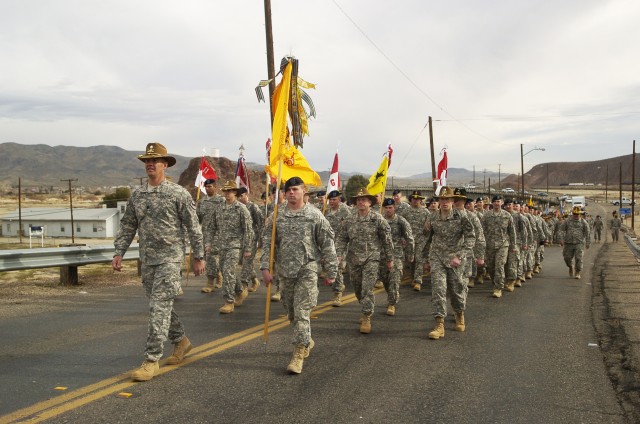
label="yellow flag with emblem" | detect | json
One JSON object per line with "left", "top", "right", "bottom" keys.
{"left": 366, "top": 156, "right": 389, "bottom": 195}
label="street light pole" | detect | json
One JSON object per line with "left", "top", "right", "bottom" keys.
{"left": 520, "top": 144, "right": 546, "bottom": 199}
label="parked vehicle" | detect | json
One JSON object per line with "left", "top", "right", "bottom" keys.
{"left": 464, "top": 184, "right": 476, "bottom": 190}
{"left": 537, "top": 192, "right": 549, "bottom": 197}
{"left": 611, "top": 197, "right": 636, "bottom": 206}
{"left": 572, "top": 196, "right": 586, "bottom": 208}
{"left": 502, "top": 187, "right": 516, "bottom": 194}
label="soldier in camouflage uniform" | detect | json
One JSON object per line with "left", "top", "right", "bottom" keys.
{"left": 198, "top": 179, "right": 224, "bottom": 293}
{"left": 380, "top": 198, "right": 414, "bottom": 316}
{"left": 325, "top": 190, "right": 351, "bottom": 307}
{"left": 559, "top": 206, "right": 590, "bottom": 279}
{"left": 482, "top": 195, "right": 517, "bottom": 298}
{"left": 423, "top": 186, "right": 475, "bottom": 340}
{"left": 237, "top": 187, "right": 264, "bottom": 292}
{"left": 504, "top": 199, "right": 528, "bottom": 291}
{"left": 609, "top": 211, "right": 622, "bottom": 242}
{"left": 336, "top": 189, "right": 394, "bottom": 334}
{"left": 261, "top": 177, "right": 337, "bottom": 374}
{"left": 113, "top": 142, "right": 204, "bottom": 382}
{"left": 399, "top": 190, "right": 430, "bottom": 292}
{"left": 512, "top": 201, "right": 532, "bottom": 286}
{"left": 532, "top": 208, "right": 551, "bottom": 274}
{"left": 454, "top": 190, "right": 485, "bottom": 289}
{"left": 206, "top": 181, "right": 253, "bottom": 314}
{"left": 392, "top": 189, "right": 410, "bottom": 214}
{"left": 593, "top": 215, "right": 604, "bottom": 243}
{"left": 521, "top": 205, "right": 538, "bottom": 280}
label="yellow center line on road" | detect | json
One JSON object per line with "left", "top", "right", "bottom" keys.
{"left": 0, "top": 291, "right": 366, "bottom": 424}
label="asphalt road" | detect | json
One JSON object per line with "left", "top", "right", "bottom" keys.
{"left": 0, "top": 240, "right": 627, "bottom": 423}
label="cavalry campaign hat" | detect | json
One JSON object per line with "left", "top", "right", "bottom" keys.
{"left": 437, "top": 186, "right": 455, "bottom": 199}
{"left": 137, "top": 142, "right": 177, "bottom": 167}
{"left": 221, "top": 180, "right": 240, "bottom": 192}
{"left": 351, "top": 188, "right": 378, "bottom": 206}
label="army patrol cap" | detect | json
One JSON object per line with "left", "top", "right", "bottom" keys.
{"left": 284, "top": 176, "right": 305, "bottom": 191}
{"left": 409, "top": 190, "right": 426, "bottom": 200}
{"left": 327, "top": 190, "right": 341, "bottom": 199}
{"left": 437, "top": 186, "right": 455, "bottom": 199}
{"left": 316, "top": 190, "right": 326, "bottom": 197}
{"left": 351, "top": 188, "right": 378, "bottom": 206}
{"left": 221, "top": 180, "right": 240, "bottom": 192}
{"left": 237, "top": 187, "right": 249, "bottom": 196}
{"left": 204, "top": 178, "right": 217, "bottom": 185}
{"left": 382, "top": 198, "right": 395, "bottom": 207}
{"left": 453, "top": 187, "right": 467, "bottom": 199}
{"left": 491, "top": 194, "right": 503, "bottom": 202}
{"left": 137, "top": 142, "right": 177, "bottom": 167}
{"left": 503, "top": 198, "right": 513, "bottom": 205}
{"left": 465, "top": 198, "right": 474, "bottom": 205}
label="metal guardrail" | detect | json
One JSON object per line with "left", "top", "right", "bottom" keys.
{"left": 0, "top": 244, "right": 140, "bottom": 284}
{"left": 624, "top": 234, "right": 640, "bottom": 262}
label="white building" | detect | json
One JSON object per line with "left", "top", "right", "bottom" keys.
{"left": 1, "top": 207, "right": 122, "bottom": 238}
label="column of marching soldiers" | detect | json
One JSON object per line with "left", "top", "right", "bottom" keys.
{"left": 189, "top": 177, "right": 583, "bottom": 374}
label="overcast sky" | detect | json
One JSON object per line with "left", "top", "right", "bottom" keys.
{"left": 1, "top": 0, "right": 638, "bottom": 178}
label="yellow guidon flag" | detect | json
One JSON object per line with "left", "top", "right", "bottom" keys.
{"left": 367, "top": 155, "right": 389, "bottom": 196}
{"left": 266, "top": 59, "right": 321, "bottom": 186}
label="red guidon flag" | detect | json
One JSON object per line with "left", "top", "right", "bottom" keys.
{"left": 327, "top": 152, "right": 340, "bottom": 194}
{"left": 235, "top": 155, "right": 251, "bottom": 193}
{"left": 433, "top": 148, "right": 448, "bottom": 194}
{"left": 194, "top": 155, "right": 217, "bottom": 195}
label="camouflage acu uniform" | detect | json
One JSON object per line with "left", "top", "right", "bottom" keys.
{"left": 336, "top": 211, "right": 394, "bottom": 316}
{"left": 609, "top": 216, "right": 622, "bottom": 242}
{"left": 423, "top": 209, "right": 475, "bottom": 317}
{"left": 533, "top": 214, "right": 551, "bottom": 267}
{"left": 114, "top": 181, "right": 203, "bottom": 362}
{"left": 399, "top": 206, "right": 430, "bottom": 284}
{"left": 325, "top": 202, "right": 351, "bottom": 293}
{"left": 507, "top": 211, "right": 529, "bottom": 281}
{"left": 396, "top": 201, "right": 410, "bottom": 214}
{"left": 379, "top": 213, "right": 414, "bottom": 305}
{"left": 240, "top": 200, "right": 264, "bottom": 285}
{"left": 593, "top": 217, "right": 604, "bottom": 242}
{"left": 464, "top": 209, "right": 485, "bottom": 280}
{"left": 482, "top": 209, "right": 516, "bottom": 290}
{"left": 515, "top": 211, "right": 532, "bottom": 281}
{"left": 197, "top": 194, "right": 224, "bottom": 278}
{"left": 523, "top": 213, "right": 538, "bottom": 275}
{"left": 559, "top": 217, "right": 590, "bottom": 272}
{"left": 206, "top": 200, "right": 253, "bottom": 303}
{"left": 261, "top": 204, "right": 337, "bottom": 346}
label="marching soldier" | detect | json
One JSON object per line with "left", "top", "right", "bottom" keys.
{"left": 392, "top": 189, "right": 410, "bottom": 213}
{"left": 237, "top": 186, "right": 264, "bottom": 292}
{"left": 261, "top": 177, "right": 337, "bottom": 374}
{"left": 336, "top": 188, "right": 394, "bottom": 334}
{"left": 399, "top": 190, "right": 430, "bottom": 292}
{"left": 113, "top": 142, "right": 204, "bottom": 381}
{"left": 198, "top": 179, "right": 224, "bottom": 293}
{"left": 482, "top": 195, "right": 517, "bottom": 298}
{"left": 206, "top": 181, "right": 253, "bottom": 314}
{"left": 423, "top": 186, "right": 475, "bottom": 340}
{"left": 593, "top": 215, "right": 604, "bottom": 243}
{"left": 609, "top": 211, "right": 622, "bottom": 242}
{"left": 559, "top": 206, "right": 590, "bottom": 279}
{"left": 504, "top": 199, "right": 528, "bottom": 291}
{"left": 325, "top": 190, "right": 351, "bottom": 307}
{"left": 454, "top": 189, "right": 485, "bottom": 289}
{"left": 380, "top": 198, "right": 414, "bottom": 316}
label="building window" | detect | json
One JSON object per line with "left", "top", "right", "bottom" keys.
{"left": 93, "top": 224, "right": 98, "bottom": 233}
{"left": 61, "top": 225, "right": 65, "bottom": 232}
{"left": 6, "top": 224, "right": 10, "bottom": 233}
{"left": 76, "top": 225, "right": 81, "bottom": 233}
{"left": 120, "top": 205, "right": 126, "bottom": 213}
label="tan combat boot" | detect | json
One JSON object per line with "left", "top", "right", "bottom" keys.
{"left": 412, "top": 281, "right": 421, "bottom": 292}
{"left": 533, "top": 264, "right": 540, "bottom": 274}
{"left": 177, "top": 286, "right": 184, "bottom": 296}
{"left": 359, "top": 314, "right": 372, "bottom": 334}
{"left": 386, "top": 304, "right": 396, "bottom": 316}
{"left": 303, "top": 339, "right": 315, "bottom": 358}
{"left": 131, "top": 360, "right": 159, "bottom": 382}
{"left": 234, "top": 286, "right": 248, "bottom": 306}
{"left": 467, "top": 277, "right": 475, "bottom": 288}
{"left": 214, "top": 272, "right": 223, "bottom": 289}
{"left": 201, "top": 277, "right": 216, "bottom": 293}
{"left": 575, "top": 272, "right": 581, "bottom": 280}
{"left": 428, "top": 317, "right": 445, "bottom": 340}
{"left": 504, "top": 280, "right": 515, "bottom": 292}
{"left": 525, "top": 271, "right": 533, "bottom": 280}
{"left": 569, "top": 266, "right": 574, "bottom": 278}
{"left": 166, "top": 336, "right": 193, "bottom": 365}
{"left": 374, "top": 280, "right": 384, "bottom": 289}
{"left": 249, "top": 277, "right": 260, "bottom": 292}
{"left": 332, "top": 291, "right": 342, "bottom": 307}
{"left": 492, "top": 289, "right": 502, "bottom": 298}
{"left": 454, "top": 312, "right": 465, "bottom": 332}
{"left": 270, "top": 289, "right": 281, "bottom": 302}
{"left": 515, "top": 279, "right": 523, "bottom": 287}
{"left": 286, "top": 345, "right": 306, "bottom": 374}
{"left": 219, "top": 302, "right": 234, "bottom": 314}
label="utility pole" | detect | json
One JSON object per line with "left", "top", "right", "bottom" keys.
{"left": 133, "top": 177, "right": 147, "bottom": 186}
{"left": 498, "top": 164, "right": 501, "bottom": 191}
{"left": 632, "top": 140, "right": 636, "bottom": 230}
{"left": 428, "top": 116, "right": 437, "bottom": 192}
{"left": 473, "top": 165, "right": 476, "bottom": 184}
{"left": 546, "top": 164, "right": 549, "bottom": 194}
{"left": 619, "top": 162, "right": 623, "bottom": 220}
{"left": 18, "top": 177, "right": 23, "bottom": 243}
{"left": 483, "top": 169, "right": 486, "bottom": 191}
{"left": 61, "top": 179, "right": 78, "bottom": 244}
{"left": 605, "top": 164, "right": 609, "bottom": 201}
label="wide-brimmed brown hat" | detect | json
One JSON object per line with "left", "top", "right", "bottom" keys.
{"left": 137, "top": 142, "right": 177, "bottom": 167}
{"left": 437, "top": 186, "right": 455, "bottom": 199}
{"left": 351, "top": 188, "right": 378, "bottom": 206}
{"left": 409, "top": 190, "right": 426, "bottom": 200}
{"left": 221, "top": 180, "right": 240, "bottom": 192}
